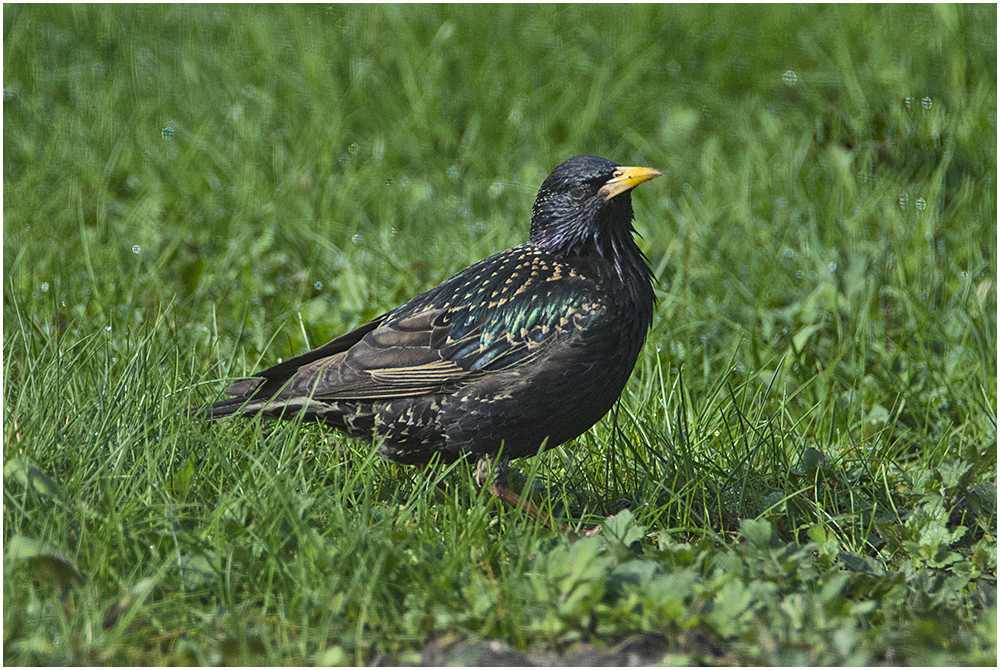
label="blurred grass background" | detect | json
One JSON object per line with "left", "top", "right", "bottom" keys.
{"left": 3, "top": 4, "right": 996, "bottom": 665}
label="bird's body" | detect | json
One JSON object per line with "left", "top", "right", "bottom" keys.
{"left": 198, "top": 155, "right": 660, "bottom": 521}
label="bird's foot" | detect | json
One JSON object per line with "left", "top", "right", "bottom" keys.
{"left": 489, "top": 481, "right": 571, "bottom": 534}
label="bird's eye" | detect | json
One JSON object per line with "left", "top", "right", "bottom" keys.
{"left": 568, "top": 184, "right": 590, "bottom": 200}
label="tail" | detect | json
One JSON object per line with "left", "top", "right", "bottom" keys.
{"left": 188, "top": 396, "right": 263, "bottom": 421}
{"left": 187, "top": 377, "right": 271, "bottom": 420}
{"left": 188, "top": 378, "right": 323, "bottom": 422}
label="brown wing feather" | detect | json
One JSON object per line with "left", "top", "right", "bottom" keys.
{"left": 210, "top": 251, "right": 607, "bottom": 415}
{"left": 246, "top": 310, "right": 485, "bottom": 402}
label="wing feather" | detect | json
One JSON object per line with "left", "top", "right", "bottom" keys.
{"left": 223, "top": 247, "right": 608, "bottom": 406}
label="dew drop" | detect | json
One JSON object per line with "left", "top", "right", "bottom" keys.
{"left": 828, "top": 262, "right": 837, "bottom": 272}
{"left": 782, "top": 70, "right": 797, "bottom": 86}
{"left": 785, "top": 249, "right": 794, "bottom": 258}
{"left": 795, "top": 270, "right": 803, "bottom": 279}
{"left": 106, "top": 326, "right": 112, "bottom": 332}
{"left": 132, "top": 244, "right": 141, "bottom": 254}
{"left": 352, "top": 234, "right": 361, "bottom": 244}
{"left": 40, "top": 282, "right": 49, "bottom": 292}
{"left": 314, "top": 281, "right": 323, "bottom": 290}
{"left": 916, "top": 198, "right": 926, "bottom": 210}
{"left": 898, "top": 194, "right": 908, "bottom": 209}
{"left": 922, "top": 96, "right": 932, "bottom": 110}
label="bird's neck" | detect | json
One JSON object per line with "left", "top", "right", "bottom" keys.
{"left": 554, "top": 231, "right": 656, "bottom": 336}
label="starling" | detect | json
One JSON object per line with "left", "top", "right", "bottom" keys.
{"left": 196, "top": 154, "right": 660, "bottom": 526}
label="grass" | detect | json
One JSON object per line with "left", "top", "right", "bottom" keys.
{"left": 3, "top": 4, "right": 997, "bottom": 665}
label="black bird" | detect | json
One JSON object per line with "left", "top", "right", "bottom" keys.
{"left": 197, "top": 155, "right": 660, "bottom": 525}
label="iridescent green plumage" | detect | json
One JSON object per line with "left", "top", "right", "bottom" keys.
{"left": 195, "top": 154, "right": 660, "bottom": 524}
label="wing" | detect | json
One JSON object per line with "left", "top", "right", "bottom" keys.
{"left": 217, "top": 245, "right": 609, "bottom": 409}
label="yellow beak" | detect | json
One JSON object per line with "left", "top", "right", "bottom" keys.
{"left": 600, "top": 166, "right": 662, "bottom": 200}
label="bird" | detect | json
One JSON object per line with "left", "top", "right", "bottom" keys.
{"left": 194, "top": 154, "right": 660, "bottom": 528}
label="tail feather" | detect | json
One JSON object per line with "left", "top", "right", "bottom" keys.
{"left": 188, "top": 395, "right": 263, "bottom": 421}
{"left": 188, "top": 390, "right": 327, "bottom": 422}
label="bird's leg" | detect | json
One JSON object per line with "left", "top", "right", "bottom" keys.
{"left": 474, "top": 454, "right": 568, "bottom": 532}
{"left": 415, "top": 462, "right": 450, "bottom": 494}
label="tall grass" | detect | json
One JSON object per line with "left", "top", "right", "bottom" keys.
{"left": 4, "top": 4, "right": 996, "bottom": 665}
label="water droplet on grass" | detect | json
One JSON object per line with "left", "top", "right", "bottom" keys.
{"left": 782, "top": 70, "right": 797, "bottom": 86}
{"left": 132, "top": 245, "right": 141, "bottom": 254}
{"left": 40, "top": 282, "right": 49, "bottom": 292}
{"left": 314, "top": 281, "right": 323, "bottom": 290}
{"left": 922, "top": 97, "right": 932, "bottom": 109}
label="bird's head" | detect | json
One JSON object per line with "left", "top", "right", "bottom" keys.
{"left": 529, "top": 155, "right": 661, "bottom": 258}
